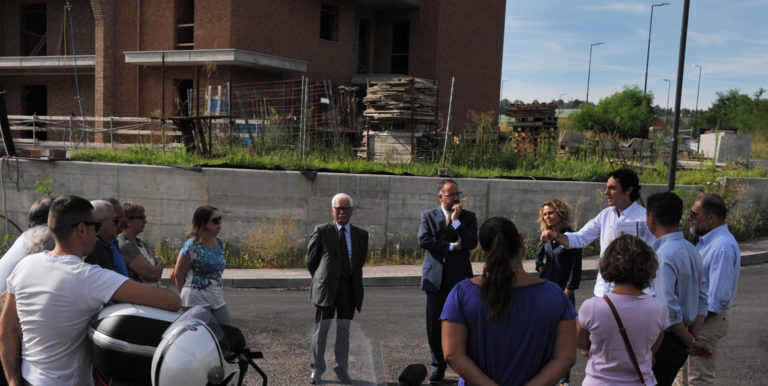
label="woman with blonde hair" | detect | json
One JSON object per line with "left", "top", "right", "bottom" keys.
{"left": 535, "top": 199, "right": 582, "bottom": 385}
{"left": 441, "top": 217, "right": 576, "bottom": 385}
{"left": 118, "top": 202, "right": 163, "bottom": 285}
{"left": 173, "top": 205, "right": 231, "bottom": 325}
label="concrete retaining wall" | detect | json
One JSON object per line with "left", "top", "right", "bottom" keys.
{"left": 1, "top": 159, "right": 764, "bottom": 251}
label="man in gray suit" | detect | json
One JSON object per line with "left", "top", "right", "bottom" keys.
{"left": 307, "top": 193, "right": 369, "bottom": 384}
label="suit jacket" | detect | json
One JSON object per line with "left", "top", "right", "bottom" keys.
{"left": 306, "top": 221, "right": 369, "bottom": 311}
{"left": 534, "top": 227, "right": 582, "bottom": 291}
{"left": 419, "top": 207, "right": 478, "bottom": 292}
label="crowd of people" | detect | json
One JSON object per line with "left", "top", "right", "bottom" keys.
{"left": 0, "top": 195, "right": 232, "bottom": 385}
{"left": 303, "top": 170, "right": 740, "bottom": 386}
{"left": 0, "top": 167, "right": 742, "bottom": 386}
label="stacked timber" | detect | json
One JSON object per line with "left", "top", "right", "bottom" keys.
{"left": 505, "top": 102, "right": 558, "bottom": 153}
{"left": 363, "top": 77, "right": 437, "bottom": 121}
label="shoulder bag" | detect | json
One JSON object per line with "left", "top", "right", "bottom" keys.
{"left": 603, "top": 294, "right": 646, "bottom": 385}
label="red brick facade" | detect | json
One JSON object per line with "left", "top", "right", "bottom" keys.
{"left": 1, "top": 0, "right": 506, "bottom": 131}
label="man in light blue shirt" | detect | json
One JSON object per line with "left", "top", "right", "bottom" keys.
{"left": 541, "top": 168, "right": 655, "bottom": 297}
{"left": 677, "top": 193, "right": 740, "bottom": 386}
{"left": 645, "top": 191, "right": 710, "bottom": 386}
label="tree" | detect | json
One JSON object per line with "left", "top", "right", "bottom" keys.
{"left": 700, "top": 89, "right": 768, "bottom": 133}
{"left": 499, "top": 98, "right": 511, "bottom": 114}
{"left": 568, "top": 86, "right": 654, "bottom": 138}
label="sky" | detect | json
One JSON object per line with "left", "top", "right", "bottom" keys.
{"left": 501, "top": 0, "right": 768, "bottom": 110}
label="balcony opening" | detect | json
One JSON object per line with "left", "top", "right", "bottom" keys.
{"left": 22, "top": 4, "right": 47, "bottom": 56}
{"left": 23, "top": 86, "right": 48, "bottom": 116}
{"left": 391, "top": 20, "right": 410, "bottom": 75}
{"left": 320, "top": 5, "right": 339, "bottom": 42}
{"left": 357, "top": 18, "right": 372, "bottom": 74}
{"left": 175, "top": 0, "right": 195, "bottom": 50}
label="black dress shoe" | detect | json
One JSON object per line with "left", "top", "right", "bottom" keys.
{"left": 429, "top": 368, "right": 445, "bottom": 384}
{"left": 310, "top": 369, "right": 321, "bottom": 384}
{"left": 333, "top": 366, "right": 353, "bottom": 384}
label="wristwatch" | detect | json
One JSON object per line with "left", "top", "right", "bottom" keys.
{"left": 687, "top": 336, "right": 696, "bottom": 347}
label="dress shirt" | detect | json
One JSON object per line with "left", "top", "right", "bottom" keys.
{"left": 335, "top": 222, "right": 352, "bottom": 264}
{"left": 650, "top": 232, "right": 709, "bottom": 327}
{"left": 440, "top": 207, "right": 462, "bottom": 252}
{"left": 696, "top": 224, "right": 740, "bottom": 313}
{"left": 565, "top": 201, "right": 656, "bottom": 297}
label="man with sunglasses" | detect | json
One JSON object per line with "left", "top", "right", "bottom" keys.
{"left": 307, "top": 193, "right": 369, "bottom": 384}
{"left": 84, "top": 200, "right": 120, "bottom": 271}
{"left": 419, "top": 179, "right": 478, "bottom": 383}
{"left": 676, "top": 193, "right": 740, "bottom": 386}
{"left": 0, "top": 195, "right": 180, "bottom": 386}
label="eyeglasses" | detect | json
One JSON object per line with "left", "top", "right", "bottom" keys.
{"left": 333, "top": 206, "right": 353, "bottom": 211}
{"left": 210, "top": 216, "right": 222, "bottom": 225}
{"left": 72, "top": 221, "right": 102, "bottom": 232}
{"left": 688, "top": 210, "right": 699, "bottom": 219}
{"left": 130, "top": 215, "right": 146, "bottom": 220}
{"left": 440, "top": 191, "right": 462, "bottom": 197}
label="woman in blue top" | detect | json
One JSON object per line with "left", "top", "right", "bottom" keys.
{"left": 441, "top": 217, "right": 577, "bottom": 386}
{"left": 172, "top": 206, "right": 231, "bottom": 326}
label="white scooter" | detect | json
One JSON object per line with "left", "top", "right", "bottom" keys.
{"left": 88, "top": 304, "right": 267, "bottom": 386}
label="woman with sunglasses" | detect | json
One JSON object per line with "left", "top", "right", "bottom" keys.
{"left": 118, "top": 202, "right": 163, "bottom": 285}
{"left": 172, "top": 206, "right": 231, "bottom": 326}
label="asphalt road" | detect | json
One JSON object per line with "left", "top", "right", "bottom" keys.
{"left": 228, "top": 264, "right": 768, "bottom": 385}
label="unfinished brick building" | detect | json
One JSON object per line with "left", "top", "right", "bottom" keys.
{"left": 0, "top": 0, "right": 506, "bottom": 132}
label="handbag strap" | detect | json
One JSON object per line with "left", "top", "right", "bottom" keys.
{"left": 603, "top": 295, "right": 646, "bottom": 385}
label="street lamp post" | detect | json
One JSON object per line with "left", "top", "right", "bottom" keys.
{"left": 664, "top": 78, "right": 671, "bottom": 130}
{"left": 644, "top": 2, "right": 670, "bottom": 95}
{"left": 586, "top": 42, "right": 604, "bottom": 104}
{"left": 692, "top": 64, "right": 702, "bottom": 138}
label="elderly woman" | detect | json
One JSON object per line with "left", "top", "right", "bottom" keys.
{"left": 578, "top": 234, "right": 668, "bottom": 385}
{"left": 172, "top": 206, "right": 231, "bottom": 326}
{"left": 117, "top": 202, "right": 163, "bottom": 285}
{"left": 441, "top": 217, "right": 576, "bottom": 386}
{"left": 535, "top": 199, "right": 582, "bottom": 386}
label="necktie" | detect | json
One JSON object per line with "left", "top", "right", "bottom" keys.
{"left": 446, "top": 211, "right": 451, "bottom": 226}
{"left": 339, "top": 227, "right": 351, "bottom": 277}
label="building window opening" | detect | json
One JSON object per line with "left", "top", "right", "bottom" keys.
{"left": 22, "top": 4, "right": 47, "bottom": 56}
{"left": 320, "top": 5, "right": 339, "bottom": 42}
{"left": 174, "top": 79, "right": 194, "bottom": 117}
{"left": 391, "top": 20, "right": 410, "bottom": 75}
{"left": 175, "top": 0, "right": 195, "bottom": 50}
{"left": 357, "top": 18, "right": 372, "bottom": 74}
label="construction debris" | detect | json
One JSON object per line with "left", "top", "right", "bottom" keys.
{"left": 363, "top": 77, "right": 437, "bottom": 121}
{"left": 504, "top": 102, "right": 558, "bottom": 153}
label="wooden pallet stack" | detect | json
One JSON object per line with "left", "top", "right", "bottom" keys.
{"left": 363, "top": 77, "right": 437, "bottom": 121}
{"left": 505, "top": 102, "right": 558, "bottom": 153}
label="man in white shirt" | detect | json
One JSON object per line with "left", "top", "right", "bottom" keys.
{"left": 0, "top": 195, "right": 181, "bottom": 386}
{"left": 541, "top": 168, "right": 655, "bottom": 297}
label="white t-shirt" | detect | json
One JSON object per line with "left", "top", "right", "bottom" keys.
{"left": 7, "top": 252, "right": 129, "bottom": 386}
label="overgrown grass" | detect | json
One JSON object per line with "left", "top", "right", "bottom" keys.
{"left": 72, "top": 143, "right": 768, "bottom": 185}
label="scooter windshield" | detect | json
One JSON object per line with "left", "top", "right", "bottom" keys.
{"left": 162, "top": 305, "right": 224, "bottom": 342}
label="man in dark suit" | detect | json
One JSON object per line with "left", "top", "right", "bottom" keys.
{"left": 419, "top": 179, "right": 478, "bottom": 383}
{"left": 307, "top": 193, "right": 369, "bottom": 384}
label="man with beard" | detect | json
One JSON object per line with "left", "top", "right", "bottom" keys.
{"left": 676, "top": 193, "right": 740, "bottom": 386}
{"left": 0, "top": 195, "right": 180, "bottom": 385}
{"left": 419, "top": 179, "right": 478, "bottom": 383}
{"left": 541, "top": 168, "right": 655, "bottom": 297}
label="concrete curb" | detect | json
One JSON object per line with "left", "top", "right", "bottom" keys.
{"left": 159, "top": 251, "right": 767, "bottom": 290}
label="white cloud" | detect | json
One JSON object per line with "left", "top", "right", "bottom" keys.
{"left": 582, "top": 3, "right": 647, "bottom": 14}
